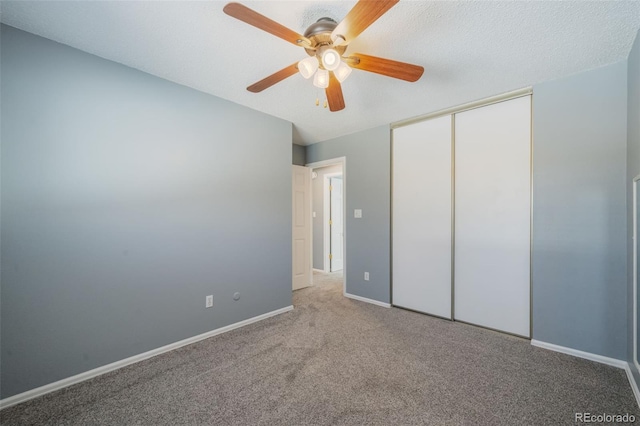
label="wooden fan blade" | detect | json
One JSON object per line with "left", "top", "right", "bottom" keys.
{"left": 223, "top": 3, "right": 311, "bottom": 47}
{"left": 325, "top": 72, "right": 345, "bottom": 112}
{"left": 247, "top": 63, "right": 299, "bottom": 93}
{"left": 345, "top": 53, "right": 424, "bottom": 82}
{"left": 331, "top": 0, "right": 399, "bottom": 45}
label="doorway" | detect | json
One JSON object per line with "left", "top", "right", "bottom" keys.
{"left": 306, "top": 157, "right": 347, "bottom": 296}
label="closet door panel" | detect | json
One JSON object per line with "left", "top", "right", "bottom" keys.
{"left": 393, "top": 115, "right": 452, "bottom": 318}
{"left": 454, "top": 96, "right": 531, "bottom": 337}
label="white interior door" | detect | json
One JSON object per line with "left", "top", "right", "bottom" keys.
{"left": 454, "top": 95, "right": 531, "bottom": 337}
{"left": 292, "top": 165, "right": 312, "bottom": 290}
{"left": 330, "top": 177, "right": 343, "bottom": 271}
{"left": 392, "top": 115, "right": 452, "bottom": 318}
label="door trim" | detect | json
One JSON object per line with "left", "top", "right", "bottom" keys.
{"left": 633, "top": 174, "right": 640, "bottom": 373}
{"left": 324, "top": 172, "right": 342, "bottom": 273}
{"left": 306, "top": 157, "right": 347, "bottom": 297}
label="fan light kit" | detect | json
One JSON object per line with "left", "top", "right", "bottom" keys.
{"left": 223, "top": 1, "right": 424, "bottom": 112}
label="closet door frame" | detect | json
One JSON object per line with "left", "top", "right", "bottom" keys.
{"left": 390, "top": 88, "right": 533, "bottom": 339}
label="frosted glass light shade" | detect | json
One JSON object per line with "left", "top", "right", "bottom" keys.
{"left": 313, "top": 69, "right": 329, "bottom": 88}
{"left": 298, "top": 56, "right": 319, "bottom": 79}
{"left": 334, "top": 61, "right": 352, "bottom": 83}
{"left": 321, "top": 48, "right": 340, "bottom": 71}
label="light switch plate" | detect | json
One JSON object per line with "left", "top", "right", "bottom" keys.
{"left": 354, "top": 209, "right": 362, "bottom": 218}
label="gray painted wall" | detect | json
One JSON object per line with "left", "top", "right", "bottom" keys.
{"left": 627, "top": 29, "right": 640, "bottom": 381}
{"left": 292, "top": 144, "right": 306, "bottom": 166}
{"left": 311, "top": 165, "right": 342, "bottom": 270}
{"left": 0, "top": 25, "right": 293, "bottom": 398}
{"left": 306, "top": 126, "right": 391, "bottom": 304}
{"left": 533, "top": 60, "right": 628, "bottom": 360}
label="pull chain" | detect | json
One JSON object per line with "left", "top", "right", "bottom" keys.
{"left": 314, "top": 88, "right": 328, "bottom": 109}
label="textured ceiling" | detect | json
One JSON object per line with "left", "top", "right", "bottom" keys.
{"left": 1, "top": 1, "right": 639, "bottom": 145}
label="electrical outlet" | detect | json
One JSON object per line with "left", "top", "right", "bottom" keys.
{"left": 206, "top": 295, "right": 213, "bottom": 308}
{"left": 364, "top": 272, "right": 370, "bottom": 281}
{"left": 354, "top": 209, "right": 363, "bottom": 218}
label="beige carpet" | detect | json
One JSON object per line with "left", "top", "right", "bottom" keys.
{"left": 2, "top": 270, "right": 638, "bottom": 425}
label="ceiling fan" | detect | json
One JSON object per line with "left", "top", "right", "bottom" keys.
{"left": 223, "top": 0, "right": 424, "bottom": 112}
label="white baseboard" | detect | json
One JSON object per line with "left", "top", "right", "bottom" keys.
{"left": 312, "top": 268, "right": 326, "bottom": 273}
{"left": 531, "top": 340, "right": 640, "bottom": 408}
{"left": 345, "top": 292, "right": 391, "bottom": 308}
{"left": 530, "top": 340, "right": 627, "bottom": 369}
{"left": 624, "top": 363, "right": 640, "bottom": 408}
{"left": 0, "top": 305, "right": 294, "bottom": 411}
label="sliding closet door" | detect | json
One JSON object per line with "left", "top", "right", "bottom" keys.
{"left": 393, "top": 115, "right": 452, "bottom": 318}
{"left": 454, "top": 96, "right": 531, "bottom": 337}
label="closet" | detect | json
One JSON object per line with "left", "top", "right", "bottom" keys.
{"left": 392, "top": 94, "right": 531, "bottom": 337}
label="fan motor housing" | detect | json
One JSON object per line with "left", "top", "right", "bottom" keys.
{"left": 303, "top": 17, "right": 347, "bottom": 58}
